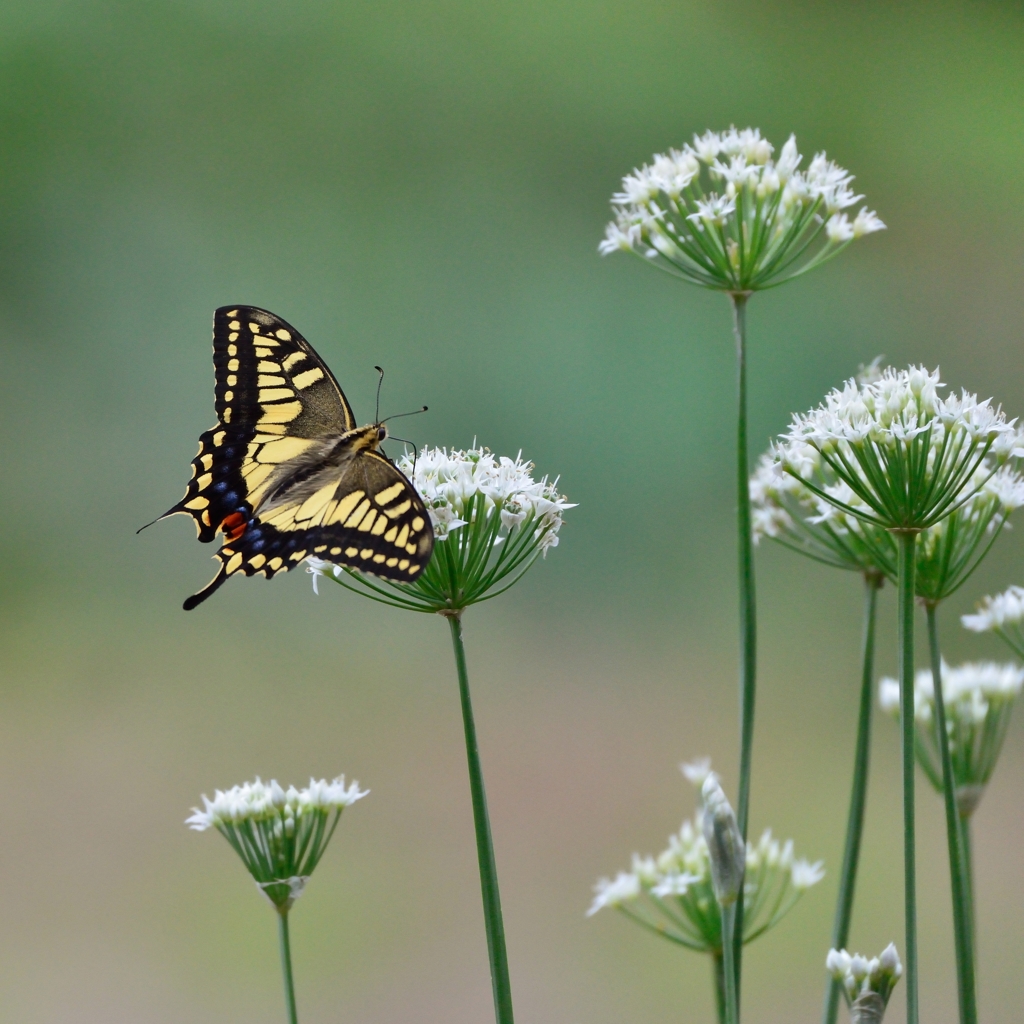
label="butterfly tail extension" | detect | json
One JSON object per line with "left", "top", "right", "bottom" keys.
{"left": 136, "top": 507, "right": 179, "bottom": 534}
{"left": 183, "top": 561, "right": 231, "bottom": 611}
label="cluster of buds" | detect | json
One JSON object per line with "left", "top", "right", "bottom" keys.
{"left": 826, "top": 945, "right": 903, "bottom": 1024}
{"left": 600, "top": 127, "right": 884, "bottom": 292}
{"left": 308, "top": 446, "right": 574, "bottom": 614}
{"left": 588, "top": 763, "right": 823, "bottom": 953}
{"left": 187, "top": 775, "right": 367, "bottom": 910}
{"left": 879, "top": 662, "right": 1023, "bottom": 815}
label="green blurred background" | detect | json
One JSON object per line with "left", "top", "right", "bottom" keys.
{"left": 2, "top": 1, "right": 1023, "bottom": 1021}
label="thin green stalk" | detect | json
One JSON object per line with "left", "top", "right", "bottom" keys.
{"left": 277, "top": 909, "right": 299, "bottom": 1024}
{"left": 822, "top": 574, "right": 881, "bottom": 1024}
{"left": 447, "top": 613, "right": 514, "bottom": 1024}
{"left": 721, "top": 903, "right": 740, "bottom": 1024}
{"left": 729, "top": 292, "right": 756, "bottom": 1003}
{"left": 959, "top": 814, "right": 975, "bottom": 956}
{"left": 925, "top": 604, "right": 978, "bottom": 1024}
{"left": 713, "top": 951, "right": 727, "bottom": 1024}
{"left": 896, "top": 530, "right": 919, "bottom": 1024}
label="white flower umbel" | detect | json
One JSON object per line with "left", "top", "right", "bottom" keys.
{"left": 188, "top": 774, "right": 367, "bottom": 1024}
{"left": 963, "top": 584, "right": 1024, "bottom": 659}
{"left": 307, "top": 445, "right": 574, "bottom": 614}
{"left": 773, "top": 366, "right": 1024, "bottom": 533}
{"left": 827, "top": 944, "right": 902, "bottom": 1024}
{"left": 752, "top": 445, "right": 1024, "bottom": 599}
{"left": 880, "top": 661, "right": 1024, "bottom": 815}
{"left": 187, "top": 775, "right": 367, "bottom": 909}
{"left": 600, "top": 128, "right": 884, "bottom": 292}
{"left": 587, "top": 776, "right": 823, "bottom": 953}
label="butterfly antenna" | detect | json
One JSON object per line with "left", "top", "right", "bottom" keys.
{"left": 388, "top": 437, "right": 420, "bottom": 474}
{"left": 381, "top": 406, "right": 428, "bottom": 424}
{"left": 374, "top": 365, "right": 385, "bottom": 424}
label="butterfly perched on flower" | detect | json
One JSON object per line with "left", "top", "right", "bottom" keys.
{"left": 147, "top": 306, "right": 433, "bottom": 609}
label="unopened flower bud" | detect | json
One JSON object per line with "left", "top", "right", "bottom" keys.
{"left": 826, "top": 943, "right": 901, "bottom": 1021}
{"left": 700, "top": 774, "right": 745, "bottom": 905}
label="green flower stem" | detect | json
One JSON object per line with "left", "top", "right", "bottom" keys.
{"left": 822, "top": 573, "right": 882, "bottom": 1024}
{"left": 277, "top": 909, "right": 299, "bottom": 1024}
{"left": 447, "top": 612, "right": 514, "bottom": 1024}
{"left": 712, "top": 951, "right": 727, "bottom": 1024}
{"left": 925, "top": 604, "right": 978, "bottom": 1024}
{"left": 895, "top": 530, "right": 919, "bottom": 1024}
{"left": 729, "top": 291, "right": 756, "bottom": 1003}
{"left": 721, "top": 903, "right": 740, "bottom": 1024}
{"left": 959, "top": 814, "right": 975, "bottom": 954}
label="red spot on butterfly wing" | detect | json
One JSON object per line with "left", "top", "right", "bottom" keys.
{"left": 221, "top": 511, "right": 248, "bottom": 542}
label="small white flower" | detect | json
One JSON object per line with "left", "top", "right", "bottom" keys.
{"left": 878, "top": 678, "right": 901, "bottom": 715}
{"left": 791, "top": 859, "right": 826, "bottom": 890}
{"left": 680, "top": 757, "right": 712, "bottom": 786}
{"left": 612, "top": 166, "right": 660, "bottom": 207}
{"left": 856, "top": 356, "right": 885, "bottom": 386}
{"left": 775, "top": 134, "right": 802, "bottom": 182}
{"left": 692, "top": 129, "right": 723, "bottom": 163}
{"left": 587, "top": 872, "right": 641, "bottom": 915}
{"left": 853, "top": 207, "right": 886, "bottom": 237}
{"left": 962, "top": 584, "right": 1024, "bottom": 632}
{"left": 826, "top": 213, "right": 855, "bottom": 243}
{"left": 651, "top": 872, "right": 702, "bottom": 897}
{"left": 687, "top": 193, "right": 736, "bottom": 226}
{"left": 598, "top": 214, "right": 641, "bottom": 255}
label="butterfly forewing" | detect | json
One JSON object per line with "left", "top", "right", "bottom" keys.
{"left": 160, "top": 306, "right": 432, "bottom": 609}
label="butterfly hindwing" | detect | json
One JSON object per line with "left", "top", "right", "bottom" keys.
{"left": 208, "top": 445, "right": 433, "bottom": 592}
{"left": 160, "top": 306, "right": 434, "bottom": 609}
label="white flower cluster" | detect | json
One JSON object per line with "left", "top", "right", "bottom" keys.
{"left": 879, "top": 660, "right": 1024, "bottom": 726}
{"left": 396, "top": 446, "right": 574, "bottom": 548}
{"left": 826, "top": 944, "right": 903, "bottom": 1007}
{"left": 752, "top": 440, "right": 1024, "bottom": 594}
{"left": 781, "top": 366, "right": 1022, "bottom": 459}
{"left": 588, "top": 811, "right": 823, "bottom": 952}
{"left": 962, "top": 584, "right": 1024, "bottom": 633}
{"left": 773, "top": 366, "right": 1024, "bottom": 530}
{"left": 186, "top": 775, "right": 368, "bottom": 831}
{"left": 600, "top": 127, "right": 883, "bottom": 291}
{"left": 880, "top": 661, "right": 1022, "bottom": 813}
